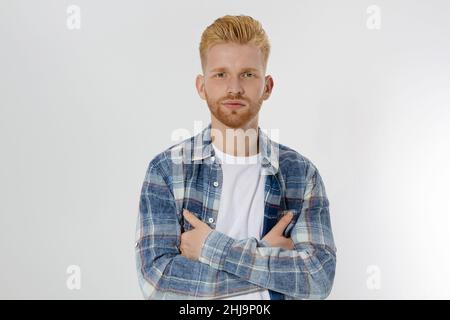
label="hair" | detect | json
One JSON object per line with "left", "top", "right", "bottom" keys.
{"left": 199, "top": 15, "right": 271, "bottom": 71}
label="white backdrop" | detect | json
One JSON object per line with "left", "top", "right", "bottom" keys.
{"left": 1, "top": 0, "right": 449, "bottom": 299}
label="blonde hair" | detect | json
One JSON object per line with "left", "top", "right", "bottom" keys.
{"left": 199, "top": 15, "right": 271, "bottom": 71}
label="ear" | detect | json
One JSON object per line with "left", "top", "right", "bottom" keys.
{"left": 262, "top": 75, "right": 274, "bottom": 101}
{"left": 195, "top": 74, "right": 206, "bottom": 100}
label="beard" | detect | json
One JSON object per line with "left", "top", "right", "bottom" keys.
{"left": 205, "top": 91, "right": 264, "bottom": 129}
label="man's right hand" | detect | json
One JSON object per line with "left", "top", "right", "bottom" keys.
{"left": 262, "top": 211, "right": 295, "bottom": 250}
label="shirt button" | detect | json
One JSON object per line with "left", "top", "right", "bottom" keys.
{"left": 208, "top": 217, "right": 214, "bottom": 223}
{"left": 211, "top": 156, "right": 215, "bottom": 162}
{"left": 134, "top": 241, "right": 139, "bottom": 248}
{"left": 213, "top": 181, "right": 219, "bottom": 187}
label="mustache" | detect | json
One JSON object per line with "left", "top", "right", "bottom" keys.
{"left": 219, "top": 96, "right": 249, "bottom": 102}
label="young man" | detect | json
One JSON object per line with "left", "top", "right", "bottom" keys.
{"left": 135, "top": 15, "right": 337, "bottom": 300}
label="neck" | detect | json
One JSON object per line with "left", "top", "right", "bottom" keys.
{"left": 210, "top": 115, "right": 259, "bottom": 157}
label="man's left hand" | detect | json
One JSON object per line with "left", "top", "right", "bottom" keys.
{"left": 180, "top": 209, "right": 213, "bottom": 260}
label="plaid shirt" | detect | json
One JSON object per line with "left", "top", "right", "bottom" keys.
{"left": 135, "top": 123, "right": 337, "bottom": 299}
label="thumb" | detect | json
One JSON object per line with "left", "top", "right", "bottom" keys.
{"left": 270, "top": 211, "right": 294, "bottom": 235}
{"left": 183, "top": 209, "right": 202, "bottom": 228}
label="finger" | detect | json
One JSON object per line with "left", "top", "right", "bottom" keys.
{"left": 283, "top": 238, "right": 295, "bottom": 250}
{"left": 183, "top": 209, "right": 201, "bottom": 228}
{"left": 270, "top": 211, "right": 293, "bottom": 235}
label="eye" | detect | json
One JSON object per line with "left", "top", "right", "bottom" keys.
{"left": 243, "top": 72, "right": 255, "bottom": 78}
{"left": 214, "top": 72, "right": 225, "bottom": 78}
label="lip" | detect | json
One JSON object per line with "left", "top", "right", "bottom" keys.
{"left": 221, "top": 100, "right": 246, "bottom": 109}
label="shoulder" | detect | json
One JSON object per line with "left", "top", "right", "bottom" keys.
{"left": 277, "top": 142, "right": 320, "bottom": 179}
{"left": 145, "top": 134, "right": 195, "bottom": 177}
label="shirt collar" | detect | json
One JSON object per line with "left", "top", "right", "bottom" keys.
{"left": 183, "top": 123, "right": 279, "bottom": 175}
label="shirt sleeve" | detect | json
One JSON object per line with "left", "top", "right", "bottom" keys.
{"left": 198, "top": 162, "right": 337, "bottom": 299}
{"left": 135, "top": 160, "right": 267, "bottom": 299}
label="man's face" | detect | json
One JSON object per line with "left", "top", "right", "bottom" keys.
{"left": 196, "top": 42, "right": 273, "bottom": 128}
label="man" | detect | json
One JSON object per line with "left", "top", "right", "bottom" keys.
{"left": 135, "top": 15, "right": 336, "bottom": 300}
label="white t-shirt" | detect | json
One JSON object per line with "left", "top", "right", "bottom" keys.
{"left": 211, "top": 143, "right": 271, "bottom": 300}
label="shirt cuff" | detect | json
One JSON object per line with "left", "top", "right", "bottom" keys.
{"left": 199, "top": 230, "right": 235, "bottom": 269}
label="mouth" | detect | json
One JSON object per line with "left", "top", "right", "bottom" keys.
{"left": 221, "top": 100, "right": 246, "bottom": 109}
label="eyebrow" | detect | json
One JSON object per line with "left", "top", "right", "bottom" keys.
{"left": 208, "top": 67, "right": 260, "bottom": 73}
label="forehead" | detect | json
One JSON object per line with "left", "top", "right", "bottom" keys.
{"left": 205, "top": 42, "right": 264, "bottom": 71}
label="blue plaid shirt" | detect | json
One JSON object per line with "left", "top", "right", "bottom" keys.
{"left": 135, "top": 123, "right": 336, "bottom": 299}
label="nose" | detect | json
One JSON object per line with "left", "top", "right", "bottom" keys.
{"left": 226, "top": 76, "right": 244, "bottom": 95}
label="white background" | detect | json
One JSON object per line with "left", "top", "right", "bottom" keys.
{"left": 1, "top": 0, "right": 449, "bottom": 299}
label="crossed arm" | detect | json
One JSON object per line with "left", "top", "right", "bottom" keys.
{"left": 135, "top": 161, "right": 337, "bottom": 299}
{"left": 180, "top": 209, "right": 295, "bottom": 259}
